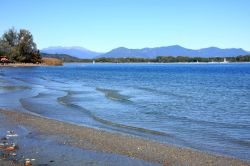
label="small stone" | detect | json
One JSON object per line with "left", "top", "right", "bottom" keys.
{"left": 10, "top": 153, "right": 17, "bottom": 156}
{"left": 6, "top": 134, "right": 18, "bottom": 137}
{"left": 5, "top": 146, "right": 15, "bottom": 151}
{"left": 12, "top": 159, "right": 18, "bottom": 163}
{"left": 0, "top": 137, "right": 8, "bottom": 140}
{"left": 25, "top": 159, "right": 31, "bottom": 166}
{"left": 7, "top": 130, "right": 15, "bottom": 134}
{"left": 5, "top": 144, "right": 19, "bottom": 151}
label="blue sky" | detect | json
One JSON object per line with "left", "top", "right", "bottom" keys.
{"left": 1, "top": 0, "right": 250, "bottom": 52}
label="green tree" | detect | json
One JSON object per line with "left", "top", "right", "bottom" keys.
{"left": 15, "top": 29, "right": 39, "bottom": 62}
{"left": 0, "top": 40, "right": 11, "bottom": 56}
{"left": 0, "top": 28, "right": 41, "bottom": 63}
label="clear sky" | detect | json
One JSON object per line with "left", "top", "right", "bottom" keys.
{"left": 1, "top": 0, "right": 250, "bottom": 52}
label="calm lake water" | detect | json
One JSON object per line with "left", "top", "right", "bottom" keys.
{"left": 0, "top": 63, "right": 250, "bottom": 160}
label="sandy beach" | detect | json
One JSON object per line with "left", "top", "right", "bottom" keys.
{"left": 0, "top": 109, "right": 249, "bottom": 166}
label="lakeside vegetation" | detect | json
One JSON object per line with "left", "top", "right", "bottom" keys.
{"left": 0, "top": 28, "right": 63, "bottom": 66}
{"left": 41, "top": 53, "right": 81, "bottom": 62}
{"left": 43, "top": 54, "right": 250, "bottom": 63}
{"left": 42, "top": 57, "right": 63, "bottom": 66}
{"left": 0, "top": 28, "right": 41, "bottom": 63}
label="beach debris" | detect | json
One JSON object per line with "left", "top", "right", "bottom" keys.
{"left": 10, "top": 152, "right": 17, "bottom": 157}
{"left": 0, "top": 137, "right": 8, "bottom": 141}
{"left": 6, "top": 130, "right": 18, "bottom": 137}
{"left": 6, "top": 134, "right": 18, "bottom": 137}
{"left": 1, "top": 130, "right": 37, "bottom": 166}
{"left": 0, "top": 130, "right": 20, "bottom": 164}
{"left": 1, "top": 153, "right": 8, "bottom": 159}
{"left": 7, "top": 130, "right": 15, "bottom": 134}
{"left": 24, "top": 158, "right": 36, "bottom": 166}
{"left": 5, "top": 145, "right": 16, "bottom": 151}
{"left": 12, "top": 158, "right": 18, "bottom": 164}
{"left": 0, "top": 143, "right": 6, "bottom": 149}
{"left": 5, "top": 143, "right": 19, "bottom": 151}
{"left": 25, "top": 159, "right": 32, "bottom": 166}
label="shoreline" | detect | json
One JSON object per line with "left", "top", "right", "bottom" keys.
{"left": 0, "top": 109, "right": 249, "bottom": 166}
{"left": 1, "top": 62, "right": 250, "bottom": 67}
{"left": 0, "top": 63, "right": 48, "bottom": 67}
{"left": 64, "top": 62, "right": 250, "bottom": 64}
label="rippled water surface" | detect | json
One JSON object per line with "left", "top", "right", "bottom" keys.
{"left": 0, "top": 63, "right": 250, "bottom": 160}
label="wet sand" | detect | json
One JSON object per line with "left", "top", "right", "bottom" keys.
{"left": 0, "top": 110, "right": 158, "bottom": 166}
{"left": 0, "top": 109, "right": 249, "bottom": 166}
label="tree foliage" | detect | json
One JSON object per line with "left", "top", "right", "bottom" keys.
{"left": 0, "top": 28, "right": 41, "bottom": 63}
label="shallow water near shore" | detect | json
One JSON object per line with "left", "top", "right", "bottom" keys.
{"left": 0, "top": 63, "right": 250, "bottom": 161}
{"left": 0, "top": 113, "right": 160, "bottom": 166}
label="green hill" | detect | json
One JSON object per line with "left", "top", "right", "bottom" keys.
{"left": 41, "top": 53, "right": 84, "bottom": 62}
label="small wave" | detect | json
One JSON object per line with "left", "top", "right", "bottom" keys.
{"left": 19, "top": 98, "right": 46, "bottom": 115}
{"left": 11, "top": 77, "right": 46, "bottom": 89}
{"left": 96, "top": 87, "right": 132, "bottom": 103}
{"left": 39, "top": 76, "right": 68, "bottom": 84}
{"left": 57, "top": 91, "right": 169, "bottom": 137}
{"left": 0, "top": 85, "right": 31, "bottom": 91}
{"left": 137, "top": 87, "right": 156, "bottom": 93}
{"left": 137, "top": 86, "right": 192, "bottom": 99}
{"left": 11, "top": 77, "right": 28, "bottom": 82}
{"left": 0, "top": 79, "right": 7, "bottom": 83}
{"left": 143, "top": 110, "right": 250, "bottom": 130}
{"left": 230, "top": 139, "right": 250, "bottom": 148}
{"left": 67, "top": 90, "right": 91, "bottom": 95}
{"left": 0, "top": 73, "right": 5, "bottom": 76}
{"left": 57, "top": 90, "right": 91, "bottom": 105}
{"left": 38, "top": 76, "right": 48, "bottom": 81}
{"left": 57, "top": 90, "right": 92, "bottom": 104}
{"left": 32, "top": 92, "right": 51, "bottom": 98}
{"left": 11, "top": 77, "right": 39, "bottom": 85}
{"left": 51, "top": 79, "right": 67, "bottom": 84}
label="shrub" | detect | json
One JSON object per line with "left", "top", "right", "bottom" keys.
{"left": 42, "top": 58, "right": 63, "bottom": 66}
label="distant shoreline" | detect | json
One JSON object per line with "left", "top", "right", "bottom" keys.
{"left": 64, "top": 61, "right": 250, "bottom": 64}
{"left": 0, "top": 109, "right": 249, "bottom": 166}
{"left": 1, "top": 62, "right": 250, "bottom": 68}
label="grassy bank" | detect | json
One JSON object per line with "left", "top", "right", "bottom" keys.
{"left": 42, "top": 57, "right": 63, "bottom": 66}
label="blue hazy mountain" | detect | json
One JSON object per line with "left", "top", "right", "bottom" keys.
{"left": 41, "top": 45, "right": 249, "bottom": 59}
{"left": 41, "top": 46, "right": 102, "bottom": 59}
{"left": 99, "top": 45, "right": 249, "bottom": 58}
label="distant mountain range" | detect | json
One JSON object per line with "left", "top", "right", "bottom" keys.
{"left": 41, "top": 45, "right": 249, "bottom": 59}
{"left": 100, "top": 45, "right": 249, "bottom": 58}
{"left": 41, "top": 46, "right": 101, "bottom": 59}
